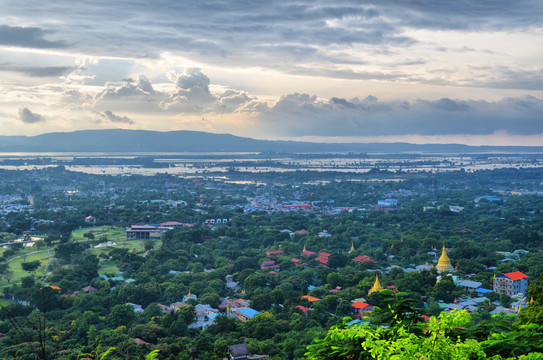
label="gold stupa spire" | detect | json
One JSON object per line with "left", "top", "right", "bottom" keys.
{"left": 368, "top": 273, "right": 383, "bottom": 295}
{"left": 187, "top": 290, "right": 192, "bottom": 297}
{"left": 349, "top": 243, "right": 355, "bottom": 253}
{"left": 303, "top": 244, "right": 307, "bottom": 252}
{"left": 436, "top": 244, "right": 454, "bottom": 272}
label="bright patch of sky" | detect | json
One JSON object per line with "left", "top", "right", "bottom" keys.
{"left": 0, "top": 0, "right": 542, "bottom": 145}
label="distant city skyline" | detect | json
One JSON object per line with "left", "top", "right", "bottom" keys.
{"left": 1, "top": 1, "right": 542, "bottom": 145}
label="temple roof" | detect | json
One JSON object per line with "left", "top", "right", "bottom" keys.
{"left": 368, "top": 273, "right": 383, "bottom": 295}
{"left": 436, "top": 244, "right": 454, "bottom": 272}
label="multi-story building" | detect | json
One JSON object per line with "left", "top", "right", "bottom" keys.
{"left": 493, "top": 271, "right": 529, "bottom": 296}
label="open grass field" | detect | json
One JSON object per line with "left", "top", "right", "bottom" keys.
{"left": 0, "top": 226, "right": 162, "bottom": 288}
{"left": 0, "top": 248, "right": 54, "bottom": 287}
{"left": 72, "top": 226, "right": 127, "bottom": 243}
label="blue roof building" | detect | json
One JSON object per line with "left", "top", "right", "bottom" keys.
{"left": 236, "top": 308, "right": 260, "bottom": 322}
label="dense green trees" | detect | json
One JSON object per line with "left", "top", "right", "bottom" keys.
{"left": 0, "top": 165, "right": 542, "bottom": 358}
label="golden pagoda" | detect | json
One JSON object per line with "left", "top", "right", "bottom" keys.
{"left": 436, "top": 244, "right": 454, "bottom": 272}
{"left": 349, "top": 243, "right": 355, "bottom": 253}
{"left": 368, "top": 273, "right": 383, "bottom": 295}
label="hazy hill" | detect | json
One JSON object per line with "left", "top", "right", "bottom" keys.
{"left": 0, "top": 129, "right": 542, "bottom": 153}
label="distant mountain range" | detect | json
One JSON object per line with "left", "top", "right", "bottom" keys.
{"left": 0, "top": 129, "right": 542, "bottom": 153}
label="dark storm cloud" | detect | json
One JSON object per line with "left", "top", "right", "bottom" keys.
{"left": 18, "top": 108, "right": 44, "bottom": 123}
{"left": 5, "top": 1, "right": 536, "bottom": 55}
{"left": 2, "top": 1, "right": 541, "bottom": 87}
{"left": 261, "top": 94, "right": 543, "bottom": 137}
{"left": 0, "top": 25, "right": 68, "bottom": 49}
{"left": 373, "top": 0, "right": 543, "bottom": 31}
{"left": 0, "top": 62, "right": 73, "bottom": 77}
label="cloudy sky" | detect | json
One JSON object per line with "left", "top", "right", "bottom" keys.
{"left": 1, "top": 1, "right": 542, "bottom": 145}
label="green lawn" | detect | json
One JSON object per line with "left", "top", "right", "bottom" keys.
{"left": 72, "top": 226, "right": 127, "bottom": 242}
{"left": 0, "top": 227, "right": 161, "bottom": 287}
{"left": 0, "top": 248, "right": 53, "bottom": 287}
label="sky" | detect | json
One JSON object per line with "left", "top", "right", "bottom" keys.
{"left": 1, "top": 1, "right": 542, "bottom": 146}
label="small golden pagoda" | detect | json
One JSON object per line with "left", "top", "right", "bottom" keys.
{"left": 368, "top": 273, "right": 383, "bottom": 295}
{"left": 349, "top": 243, "right": 355, "bottom": 253}
{"left": 436, "top": 244, "right": 454, "bottom": 272}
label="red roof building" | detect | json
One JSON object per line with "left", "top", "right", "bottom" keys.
{"left": 353, "top": 255, "right": 378, "bottom": 263}
{"left": 261, "top": 260, "right": 279, "bottom": 270}
{"left": 134, "top": 338, "right": 150, "bottom": 345}
{"left": 494, "top": 271, "right": 529, "bottom": 296}
{"left": 352, "top": 301, "right": 373, "bottom": 318}
{"left": 503, "top": 271, "right": 529, "bottom": 281}
{"left": 315, "top": 256, "right": 329, "bottom": 265}
{"left": 352, "top": 301, "right": 370, "bottom": 310}
{"left": 266, "top": 250, "right": 284, "bottom": 257}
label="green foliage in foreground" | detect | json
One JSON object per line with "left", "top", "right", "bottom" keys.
{"left": 306, "top": 310, "right": 543, "bottom": 360}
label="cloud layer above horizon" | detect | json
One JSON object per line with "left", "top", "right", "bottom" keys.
{"left": 0, "top": 1, "right": 542, "bottom": 145}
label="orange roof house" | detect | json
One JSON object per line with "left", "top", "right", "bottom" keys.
{"left": 352, "top": 301, "right": 370, "bottom": 310}
{"left": 296, "top": 305, "right": 311, "bottom": 313}
{"left": 301, "top": 295, "right": 322, "bottom": 302}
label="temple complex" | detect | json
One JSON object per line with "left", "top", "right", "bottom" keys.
{"left": 436, "top": 244, "right": 454, "bottom": 272}
{"left": 368, "top": 273, "right": 383, "bottom": 295}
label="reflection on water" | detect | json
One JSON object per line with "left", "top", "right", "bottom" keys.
{"left": 0, "top": 152, "right": 541, "bottom": 176}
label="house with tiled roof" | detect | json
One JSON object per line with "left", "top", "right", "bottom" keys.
{"left": 314, "top": 256, "right": 329, "bottom": 266}
{"left": 493, "top": 271, "right": 529, "bottom": 296}
{"left": 301, "top": 245, "right": 315, "bottom": 257}
{"left": 266, "top": 250, "right": 283, "bottom": 257}
{"left": 260, "top": 260, "right": 279, "bottom": 270}
{"left": 353, "top": 255, "right": 377, "bottom": 264}
{"left": 352, "top": 301, "right": 373, "bottom": 318}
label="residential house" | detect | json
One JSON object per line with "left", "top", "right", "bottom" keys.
{"left": 227, "top": 343, "right": 269, "bottom": 360}
{"left": 235, "top": 308, "right": 260, "bottom": 322}
{"left": 84, "top": 215, "right": 96, "bottom": 223}
{"left": 458, "top": 280, "right": 482, "bottom": 292}
{"left": 493, "top": 271, "right": 529, "bottom": 296}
